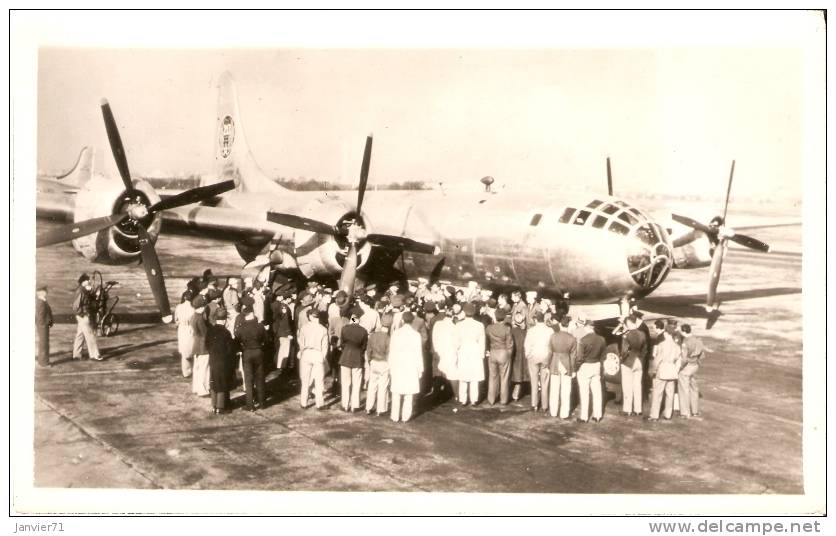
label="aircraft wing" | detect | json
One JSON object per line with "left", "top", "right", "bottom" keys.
{"left": 159, "top": 204, "right": 276, "bottom": 242}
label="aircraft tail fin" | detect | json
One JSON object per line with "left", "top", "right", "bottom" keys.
{"left": 214, "top": 72, "right": 287, "bottom": 194}
{"left": 54, "top": 146, "right": 94, "bottom": 186}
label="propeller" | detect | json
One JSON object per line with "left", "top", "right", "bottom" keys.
{"left": 37, "top": 213, "right": 127, "bottom": 248}
{"left": 265, "top": 135, "right": 438, "bottom": 295}
{"left": 37, "top": 99, "right": 236, "bottom": 323}
{"left": 670, "top": 160, "right": 771, "bottom": 319}
{"left": 148, "top": 180, "right": 235, "bottom": 214}
{"left": 606, "top": 156, "right": 613, "bottom": 196}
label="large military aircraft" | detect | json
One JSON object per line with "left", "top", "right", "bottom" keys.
{"left": 36, "top": 72, "right": 775, "bottom": 326}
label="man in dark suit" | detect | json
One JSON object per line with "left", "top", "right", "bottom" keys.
{"left": 235, "top": 304, "right": 267, "bottom": 411}
{"left": 207, "top": 308, "right": 236, "bottom": 414}
{"left": 338, "top": 306, "right": 368, "bottom": 412}
{"left": 35, "top": 285, "right": 53, "bottom": 368}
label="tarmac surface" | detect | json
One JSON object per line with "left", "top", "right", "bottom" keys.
{"left": 32, "top": 217, "right": 803, "bottom": 494}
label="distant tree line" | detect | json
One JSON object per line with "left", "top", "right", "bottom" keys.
{"left": 142, "top": 175, "right": 431, "bottom": 191}
{"left": 274, "top": 177, "right": 431, "bottom": 191}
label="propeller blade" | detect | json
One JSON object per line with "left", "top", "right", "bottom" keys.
{"left": 606, "top": 157, "right": 613, "bottom": 196}
{"left": 706, "top": 239, "right": 727, "bottom": 310}
{"left": 672, "top": 214, "right": 713, "bottom": 235}
{"left": 729, "top": 232, "right": 770, "bottom": 253}
{"left": 366, "top": 233, "right": 438, "bottom": 255}
{"left": 100, "top": 99, "right": 134, "bottom": 192}
{"left": 149, "top": 180, "right": 236, "bottom": 213}
{"left": 136, "top": 225, "right": 172, "bottom": 323}
{"left": 266, "top": 212, "right": 336, "bottom": 235}
{"left": 339, "top": 241, "right": 359, "bottom": 297}
{"left": 36, "top": 213, "right": 128, "bottom": 248}
{"left": 722, "top": 160, "right": 735, "bottom": 222}
{"left": 356, "top": 135, "right": 373, "bottom": 214}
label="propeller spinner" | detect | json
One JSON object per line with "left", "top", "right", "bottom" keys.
{"left": 266, "top": 135, "right": 437, "bottom": 298}
{"left": 37, "top": 99, "right": 236, "bottom": 323}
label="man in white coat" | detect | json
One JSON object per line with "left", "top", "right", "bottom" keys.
{"left": 431, "top": 307, "right": 458, "bottom": 401}
{"left": 297, "top": 308, "right": 330, "bottom": 410}
{"left": 455, "top": 303, "right": 486, "bottom": 406}
{"left": 388, "top": 311, "right": 424, "bottom": 423}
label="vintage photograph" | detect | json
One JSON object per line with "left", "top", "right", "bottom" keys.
{"left": 11, "top": 10, "right": 825, "bottom": 517}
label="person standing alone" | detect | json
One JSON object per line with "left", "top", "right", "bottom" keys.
{"left": 35, "top": 285, "right": 53, "bottom": 368}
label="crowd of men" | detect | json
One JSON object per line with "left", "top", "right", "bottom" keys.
{"left": 168, "top": 270, "right": 706, "bottom": 423}
{"left": 33, "top": 269, "right": 704, "bottom": 423}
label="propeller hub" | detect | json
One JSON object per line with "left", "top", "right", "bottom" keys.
{"left": 128, "top": 203, "right": 149, "bottom": 220}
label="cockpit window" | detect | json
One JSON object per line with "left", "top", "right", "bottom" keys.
{"left": 574, "top": 210, "right": 591, "bottom": 225}
{"left": 586, "top": 200, "right": 603, "bottom": 209}
{"left": 618, "top": 211, "right": 639, "bottom": 225}
{"left": 602, "top": 204, "right": 620, "bottom": 215}
{"left": 609, "top": 221, "right": 629, "bottom": 235}
{"left": 530, "top": 213, "right": 542, "bottom": 226}
{"left": 592, "top": 215, "right": 608, "bottom": 228}
{"left": 559, "top": 208, "right": 575, "bottom": 224}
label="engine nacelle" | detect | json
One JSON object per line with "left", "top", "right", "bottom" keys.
{"left": 672, "top": 233, "right": 713, "bottom": 269}
{"left": 71, "top": 175, "right": 162, "bottom": 264}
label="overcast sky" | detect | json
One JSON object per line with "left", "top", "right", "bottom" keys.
{"left": 38, "top": 44, "right": 806, "bottom": 199}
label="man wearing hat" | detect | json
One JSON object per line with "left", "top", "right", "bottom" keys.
{"left": 454, "top": 302, "right": 486, "bottom": 406}
{"left": 389, "top": 311, "right": 424, "bottom": 422}
{"left": 338, "top": 306, "right": 368, "bottom": 412}
{"left": 271, "top": 292, "right": 293, "bottom": 370}
{"left": 236, "top": 301, "right": 268, "bottom": 411}
{"left": 207, "top": 308, "right": 236, "bottom": 414}
{"left": 71, "top": 273, "right": 101, "bottom": 361}
{"left": 485, "top": 308, "right": 513, "bottom": 405}
{"left": 35, "top": 285, "right": 53, "bottom": 368}
{"left": 524, "top": 311, "right": 553, "bottom": 413}
{"left": 574, "top": 315, "right": 606, "bottom": 422}
{"left": 297, "top": 307, "right": 329, "bottom": 409}
{"left": 365, "top": 313, "right": 393, "bottom": 415}
{"left": 190, "top": 296, "right": 211, "bottom": 396}
{"left": 548, "top": 316, "right": 577, "bottom": 419}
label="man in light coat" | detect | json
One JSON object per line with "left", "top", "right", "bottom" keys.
{"left": 524, "top": 310, "right": 553, "bottom": 412}
{"left": 454, "top": 303, "right": 486, "bottom": 406}
{"left": 431, "top": 307, "right": 458, "bottom": 401}
{"left": 389, "top": 312, "right": 424, "bottom": 422}
{"left": 649, "top": 327, "right": 682, "bottom": 420}
{"left": 677, "top": 324, "right": 704, "bottom": 418}
{"left": 297, "top": 307, "right": 329, "bottom": 409}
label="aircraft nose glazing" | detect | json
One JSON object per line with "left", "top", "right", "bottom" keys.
{"left": 628, "top": 222, "right": 672, "bottom": 290}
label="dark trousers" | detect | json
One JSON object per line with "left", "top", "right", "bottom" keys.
{"left": 211, "top": 390, "right": 230, "bottom": 410}
{"left": 242, "top": 350, "right": 266, "bottom": 409}
{"left": 36, "top": 325, "right": 50, "bottom": 366}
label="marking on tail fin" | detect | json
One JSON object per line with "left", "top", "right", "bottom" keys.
{"left": 219, "top": 116, "right": 235, "bottom": 158}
